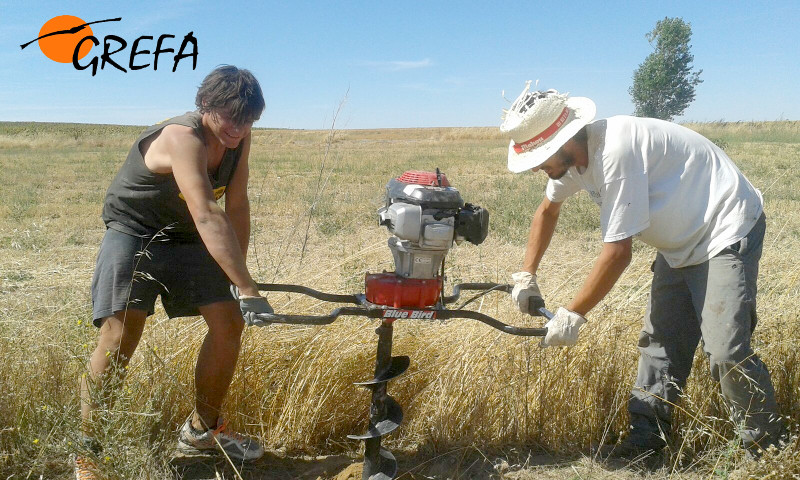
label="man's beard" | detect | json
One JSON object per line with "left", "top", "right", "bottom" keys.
{"left": 548, "top": 155, "right": 575, "bottom": 180}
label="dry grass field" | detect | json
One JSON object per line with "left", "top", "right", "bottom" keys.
{"left": 0, "top": 120, "right": 798, "bottom": 479}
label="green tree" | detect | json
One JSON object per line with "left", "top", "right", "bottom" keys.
{"left": 629, "top": 17, "right": 703, "bottom": 121}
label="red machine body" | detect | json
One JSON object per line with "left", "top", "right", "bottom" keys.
{"left": 365, "top": 273, "right": 442, "bottom": 308}
{"left": 396, "top": 170, "right": 450, "bottom": 187}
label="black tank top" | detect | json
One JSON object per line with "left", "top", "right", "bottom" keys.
{"left": 102, "top": 112, "right": 243, "bottom": 242}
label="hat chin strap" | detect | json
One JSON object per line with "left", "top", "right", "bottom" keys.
{"left": 513, "top": 107, "right": 569, "bottom": 154}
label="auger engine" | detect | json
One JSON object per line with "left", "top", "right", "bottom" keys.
{"left": 366, "top": 170, "right": 489, "bottom": 308}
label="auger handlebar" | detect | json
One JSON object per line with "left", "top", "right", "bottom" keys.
{"left": 253, "top": 281, "right": 551, "bottom": 336}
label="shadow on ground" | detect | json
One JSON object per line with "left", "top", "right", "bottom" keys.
{"left": 170, "top": 450, "right": 353, "bottom": 480}
{"left": 167, "top": 447, "right": 618, "bottom": 480}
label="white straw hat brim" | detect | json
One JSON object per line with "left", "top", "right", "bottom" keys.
{"left": 507, "top": 96, "right": 596, "bottom": 173}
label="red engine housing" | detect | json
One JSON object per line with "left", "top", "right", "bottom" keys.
{"left": 396, "top": 170, "right": 450, "bottom": 187}
{"left": 365, "top": 273, "right": 442, "bottom": 308}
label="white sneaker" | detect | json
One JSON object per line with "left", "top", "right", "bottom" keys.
{"left": 177, "top": 417, "right": 264, "bottom": 461}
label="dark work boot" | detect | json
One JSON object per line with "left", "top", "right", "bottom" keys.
{"left": 596, "top": 439, "right": 663, "bottom": 460}
{"left": 744, "top": 426, "right": 793, "bottom": 460}
{"left": 595, "top": 417, "right": 668, "bottom": 467}
{"left": 595, "top": 439, "right": 666, "bottom": 470}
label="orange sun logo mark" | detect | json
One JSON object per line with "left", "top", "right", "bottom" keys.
{"left": 37, "top": 15, "right": 95, "bottom": 63}
{"left": 20, "top": 16, "right": 120, "bottom": 63}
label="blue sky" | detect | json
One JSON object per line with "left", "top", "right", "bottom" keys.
{"left": 1, "top": 1, "right": 798, "bottom": 129}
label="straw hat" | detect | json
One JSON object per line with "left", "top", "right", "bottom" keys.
{"left": 500, "top": 81, "right": 596, "bottom": 173}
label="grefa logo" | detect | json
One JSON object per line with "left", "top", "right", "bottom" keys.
{"left": 20, "top": 15, "right": 198, "bottom": 76}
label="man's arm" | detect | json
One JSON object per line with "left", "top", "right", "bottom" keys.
{"left": 166, "top": 127, "right": 260, "bottom": 297}
{"left": 224, "top": 135, "right": 251, "bottom": 259}
{"left": 566, "top": 237, "right": 632, "bottom": 316}
{"left": 522, "top": 197, "right": 562, "bottom": 274}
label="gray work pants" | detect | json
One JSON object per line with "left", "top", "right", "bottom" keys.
{"left": 628, "top": 214, "right": 783, "bottom": 449}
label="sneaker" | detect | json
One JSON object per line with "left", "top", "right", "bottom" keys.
{"left": 177, "top": 417, "right": 264, "bottom": 461}
{"left": 73, "top": 454, "right": 99, "bottom": 480}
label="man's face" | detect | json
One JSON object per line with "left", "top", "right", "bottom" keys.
{"left": 208, "top": 109, "right": 253, "bottom": 149}
{"left": 532, "top": 145, "right": 575, "bottom": 180}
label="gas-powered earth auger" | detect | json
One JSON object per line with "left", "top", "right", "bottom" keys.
{"left": 252, "top": 170, "right": 552, "bottom": 480}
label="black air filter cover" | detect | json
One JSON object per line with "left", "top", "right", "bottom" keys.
{"left": 456, "top": 204, "right": 489, "bottom": 245}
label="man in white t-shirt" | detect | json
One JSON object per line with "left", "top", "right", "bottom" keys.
{"left": 500, "top": 82, "right": 784, "bottom": 459}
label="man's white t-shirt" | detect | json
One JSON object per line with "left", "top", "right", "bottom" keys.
{"left": 545, "top": 116, "right": 764, "bottom": 268}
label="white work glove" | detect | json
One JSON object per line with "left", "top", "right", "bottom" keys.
{"left": 511, "top": 271, "right": 542, "bottom": 314}
{"left": 231, "top": 286, "right": 274, "bottom": 326}
{"left": 540, "top": 307, "right": 587, "bottom": 348}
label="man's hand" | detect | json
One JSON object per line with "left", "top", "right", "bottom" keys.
{"left": 231, "top": 286, "right": 274, "bottom": 326}
{"left": 511, "top": 271, "right": 542, "bottom": 314}
{"left": 540, "top": 307, "right": 587, "bottom": 348}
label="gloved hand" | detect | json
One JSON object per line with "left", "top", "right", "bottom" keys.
{"left": 511, "top": 271, "right": 542, "bottom": 314}
{"left": 230, "top": 286, "right": 274, "bottom": 326}
{"left": 540, "top": 307, "right": 587, "bottom": 348}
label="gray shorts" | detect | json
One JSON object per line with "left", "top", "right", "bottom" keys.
{"left": 91, "top": 228, "right": 234, "bottom": 326}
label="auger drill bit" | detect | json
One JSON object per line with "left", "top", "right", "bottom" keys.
{"left": 348, "top": 319, "right": 407, "bottom": 480}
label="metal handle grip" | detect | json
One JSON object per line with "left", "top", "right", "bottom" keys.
{"left": 528, "top": 296, "right": 554, "bottom": 320}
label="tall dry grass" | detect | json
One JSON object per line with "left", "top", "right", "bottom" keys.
{"left": 0, "top": 121, "right": 798, "bottom": 478}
